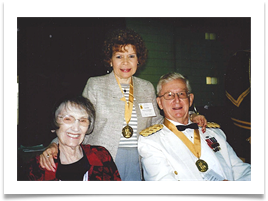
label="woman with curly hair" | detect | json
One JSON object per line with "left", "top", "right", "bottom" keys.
{"left": 39, "top": 28, "right": 206, "bottom": 181}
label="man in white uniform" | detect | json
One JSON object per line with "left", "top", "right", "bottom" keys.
{"left": 138, "top": 72, "right": 251, "bottom": 181}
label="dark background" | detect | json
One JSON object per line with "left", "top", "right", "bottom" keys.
{"left": 18, "top": 18, "right": 126, "bottom": 147}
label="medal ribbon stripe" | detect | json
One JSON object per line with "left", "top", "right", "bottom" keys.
{"left": 164, "top": 118, "right": 201, "bottom": 159}
{"left": 119, "top": 84, "right": 138, "bottom": 147}
{"left": 115, "top": 74, "right": 134, "bottom": 126}
{"left": 115, "top": 74, "right": 134, "bottom": 138}
{"left": 164, "top": 119, "right": 208, "bottom": 172}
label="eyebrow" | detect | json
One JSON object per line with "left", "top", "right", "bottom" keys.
{"left": 114, "top": 52, "right": 136, "bottom": 54}
{"left": 164, "top": 90, "right": 187, "bottom": 93}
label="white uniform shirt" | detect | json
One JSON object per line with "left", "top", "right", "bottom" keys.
{"left": 139, "top": 119, "right": 251, "bottom": 181}
{"left": 168, "top": 119, "right": 226, "bottom": 180}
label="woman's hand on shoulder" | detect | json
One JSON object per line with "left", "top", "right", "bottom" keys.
{"left": 191, "top": 114, "right": 207, "bottom": 133}
{"left": 39, "top": 143, "right": 58, "bottom": 172}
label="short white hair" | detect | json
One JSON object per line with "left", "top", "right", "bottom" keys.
{"left": 156, "top": 72, "right": 192, "bottom": 96}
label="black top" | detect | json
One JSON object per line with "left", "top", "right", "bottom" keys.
{"left": 56, "top": 147, "right": 90, "bottom": 181}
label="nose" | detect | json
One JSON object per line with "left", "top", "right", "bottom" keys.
{"left": 71, "top": 120, "right": 80, "bottom": 131}
{"left": 123, "top": 57, "right": 128, "bottom": 64}
{"left": 174, "top": 93, "right": 181, "bottom": 103}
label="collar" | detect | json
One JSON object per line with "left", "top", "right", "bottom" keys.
{"left": 167, "top": 118, "right": 192, "bottom": 126}
{"left": 44, "top": 144, "right": 104, "bottom": 180}
{"left": 81, "top": 145, "right": 104, "bottom": 166}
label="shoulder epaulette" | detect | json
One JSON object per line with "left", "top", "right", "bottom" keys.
{"left": 205, "top": 122, "right": 220, "bottom": 128}
{"left": 140, "top": 124, "right": 163, "bottom": 137}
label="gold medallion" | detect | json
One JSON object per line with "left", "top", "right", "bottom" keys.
{"left": 195, "top": 159, "right": 209, "bottom": 172}
{"left": 122, "top": 125, "right": 133, "bottom": 138}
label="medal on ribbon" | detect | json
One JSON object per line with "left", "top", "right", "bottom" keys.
{"left": 122, "top": 124, "right": 133, "bottom": 138}
{"left": 164, "top": 119, "right": 209, "bottom": 172}
{"left": 195, "top": 159, "right": 209, "bottom": 172}
{"left": 115, "top": 74, "right": 134, "bottom": 138}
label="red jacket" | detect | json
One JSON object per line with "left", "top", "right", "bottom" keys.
{"left": 27, "top": 145, "right": 121, "bottom": 181}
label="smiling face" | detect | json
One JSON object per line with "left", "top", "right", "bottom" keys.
{"left": 56, "top": 103, "right": 89, "bottom": 149}
{"left": 110, "top": 44, "right": 139, "bottom": 83}
{"left": 157, "top": 79, "right": 194, "bottom": 125}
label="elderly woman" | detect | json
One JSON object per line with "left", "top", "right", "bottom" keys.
{"left": 40, "top": 28, "right": 207, "bottom": 181}
{"left": 27, "top": 95, "right": 121, "bottom": 181}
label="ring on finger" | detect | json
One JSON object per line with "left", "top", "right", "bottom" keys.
{"left": 46, "top": 154, "right": 50, "bottom": 158}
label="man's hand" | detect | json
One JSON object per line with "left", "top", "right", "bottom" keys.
{"left": 191, "top": 114, "right": 207, "bottom": 133}
{"left": 40, "top": 143, "right": 58, "bottom": 172}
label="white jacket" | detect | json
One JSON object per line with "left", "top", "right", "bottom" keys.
{"left": 138, "top": 124, "right": 251, "bottom": 181}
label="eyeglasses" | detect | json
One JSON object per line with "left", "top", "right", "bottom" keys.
{"left": 158, "top": 91, "right": 189, "bottom": 100}
{"left": 58, "top": 115, "right": 90, "bottom": 127}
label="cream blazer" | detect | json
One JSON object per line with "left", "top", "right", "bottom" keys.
{"left": 81, "top": 72, "right": 163, "bottom": 159}
{"left": 138, "top": 125, "right": 251, "bottom": 181}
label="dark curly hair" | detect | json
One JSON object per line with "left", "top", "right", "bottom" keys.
{"left": 103, "top": 28, "right": 148, "bottom": 68}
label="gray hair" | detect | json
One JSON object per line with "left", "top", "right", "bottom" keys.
{"left": 52, "top": 95, "right": 95, "bottom": 134}
{"left": 156, "top": 72, "right": 192, "bottom": 96}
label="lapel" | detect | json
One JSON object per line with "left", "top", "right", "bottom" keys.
{"left": 199, "top": 129, "right": 231, "bottom": 179}
{"left": 106, "top": 72, "right": 125, "bottom": 120}
{"left": 82, "top": 145, "right": 103, "bottom": 181}
{"left": 82, "top": 145, "right": 103, "bottom": 166}
{"left": 106, "top": 71, "right": 125, "bottom": 100}
{"left": 132, "top": 76, "right": 142, "bottom": 133}
{"left": 161, "top": 126, "right": 203, "bottom": 180}
{"left": 44, "top": 145, "right": 100, "bottom": 181}
{"left": 132, "top": 76, "right": 154, "bottom": 135}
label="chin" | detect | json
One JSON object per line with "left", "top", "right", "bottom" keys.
{"left": 67, "top": 144, "right": 80, "bottom": 149}
{"left": 122, "top": 72, "right": 133, "bottom": 77}
{"left": 64, "top": 140, "right": 81, "bottom": 147}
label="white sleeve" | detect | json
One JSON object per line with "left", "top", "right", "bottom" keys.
{"left": 214, "top": 129, "right": 251, "bottom": 181}
{"left": 138, "top": 136, "right": 177, "bottom": 181}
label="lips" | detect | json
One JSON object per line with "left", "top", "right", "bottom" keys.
{"left": 120, "top": 68, "right": 131, "bottom": 73}
{"left": 172, "top": 106, "right": 183, "bottom": 110}
{"left": 67, "top": 132, "right": 80, "bottom": 139}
